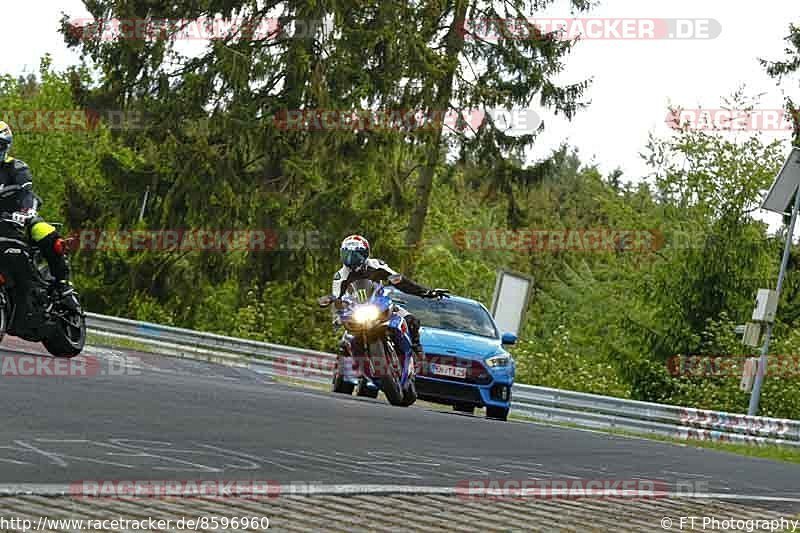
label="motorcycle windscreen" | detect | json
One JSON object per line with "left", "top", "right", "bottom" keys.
{"left": 346, "top": 279, "right": 377, "bottom": 304}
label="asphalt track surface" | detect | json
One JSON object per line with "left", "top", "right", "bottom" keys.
{"left": 1, "top": 337, "right": 800, "bottom": 515}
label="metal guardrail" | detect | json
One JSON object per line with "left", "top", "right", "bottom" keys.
{"left": 86, "top": 312, "right": 334, "bottom": 384}
{"left": 511, "top": 386, "right": 800, "bottom": 447}
{"left": 86, "top": 312, "right": 800, "bottom": 447}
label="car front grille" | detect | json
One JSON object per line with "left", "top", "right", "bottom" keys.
{"left": 416, "top": 378, "right": 483, "bottom": 404}
{"left": 418, "top": 353, "right": 492, "bottom": 385}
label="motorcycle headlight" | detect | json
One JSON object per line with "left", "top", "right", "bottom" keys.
{"left": 352, "top": 304, "right": 381, "bottom": 324}
{"left": 486, "top": 355, "right": 511, "bottom": 368}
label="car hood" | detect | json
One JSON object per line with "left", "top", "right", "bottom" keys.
{"left": 420, "top": 328, "right": 504, "bottom": 359}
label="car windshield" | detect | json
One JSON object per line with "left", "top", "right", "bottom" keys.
{"left": 392, "top": 291, "right": 498, "bottom": 339}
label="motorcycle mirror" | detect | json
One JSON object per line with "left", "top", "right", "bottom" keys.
{"left": 318, "top": 295, "right": 334, "bottom": 307}
{"left": 388, "top": 274, "right": 403, "bottom": 285}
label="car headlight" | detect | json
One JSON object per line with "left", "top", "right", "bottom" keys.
{"left": 352, "top": 304, "right": 381, "bottom": 324}
{"left": 486, "top": 355, "right": 511, "bottom": 368}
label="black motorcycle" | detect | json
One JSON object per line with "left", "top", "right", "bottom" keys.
{"left": 0, "top": 216, "right": 85, "bottom": 357}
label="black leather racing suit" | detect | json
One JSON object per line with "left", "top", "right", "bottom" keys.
{"left": 0, "top": 157, "right": 70, "bottom": 283}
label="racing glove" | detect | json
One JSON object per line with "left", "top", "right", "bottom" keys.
{"left": 424, "top": 288, "right": 450, "bottom": 299}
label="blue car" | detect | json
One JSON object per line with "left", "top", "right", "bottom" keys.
{"left": 388, "top": 289, "right": 517, "bottom": 421}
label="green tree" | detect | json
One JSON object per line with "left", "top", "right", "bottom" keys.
{"left": 762, "top": 22, "right": 800, "bottom": 143}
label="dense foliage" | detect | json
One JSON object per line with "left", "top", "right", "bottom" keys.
{"left": 2, "top": 3, "right": 800, "bottom": 416}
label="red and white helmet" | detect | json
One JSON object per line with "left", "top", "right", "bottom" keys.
{"left": 340, "top": 235, "right": 370, "bottom": 269}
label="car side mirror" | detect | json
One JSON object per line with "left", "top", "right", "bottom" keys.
{"left": 501, "top": 332, "right": 517, "bottom": 345}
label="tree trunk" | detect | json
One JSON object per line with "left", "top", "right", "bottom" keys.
{"left": 404, "top": 0, "right": 468, "bottom": 254}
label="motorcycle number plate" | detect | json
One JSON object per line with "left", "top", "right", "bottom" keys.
{"left": 430, "top": 363, "right": 466, "bottom": 379}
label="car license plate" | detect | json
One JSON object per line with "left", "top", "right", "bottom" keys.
{"left": 430, "top": 363, "right": 467, "bottom": 379}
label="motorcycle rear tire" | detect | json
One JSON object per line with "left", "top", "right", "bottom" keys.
{"left": 0, "top": 301, "right": 6, "bottom": 344}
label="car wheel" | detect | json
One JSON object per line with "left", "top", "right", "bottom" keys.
{"left": 486, "top": 406, "right": 509, "bottom": 421}
{"left": 453, "top": 403, "right": 475, "bottom": 414}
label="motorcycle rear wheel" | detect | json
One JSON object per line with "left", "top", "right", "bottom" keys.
{"left": 0, "top": 299, "right": 7, "bottom": 344}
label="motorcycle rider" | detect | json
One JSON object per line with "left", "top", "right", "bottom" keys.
{"left": 0, "top": 121, "right": 79, "bottom": 311}
{"left": 332, "top": 234, "right": 449, "bottom": 358}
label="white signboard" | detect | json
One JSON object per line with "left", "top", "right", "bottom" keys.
{"left": 490, "top": 270, "right": 533, "bottom": 336}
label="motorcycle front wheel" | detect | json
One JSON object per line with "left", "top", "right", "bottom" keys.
{"left": 399, "top": 374, "right": 417, "bottom": 407}
{"left": 373, "top": 340, "right": 404, "bottom": 406}
{"left": 43, "top": 312, "right": 85, "bottom": 358}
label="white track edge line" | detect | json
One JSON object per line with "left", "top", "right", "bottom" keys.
{"left": 0, "top": 484, "right": 799, "bottom": 502}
